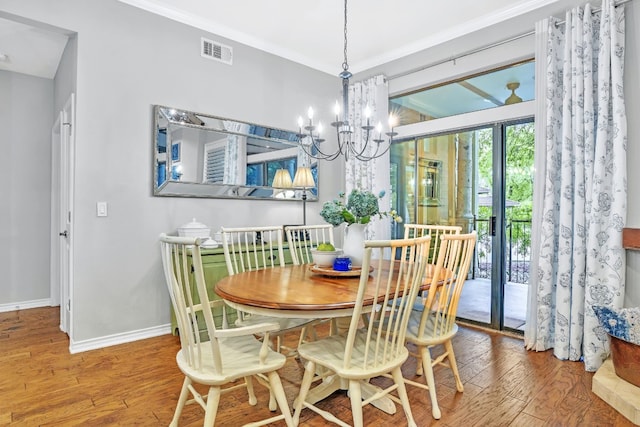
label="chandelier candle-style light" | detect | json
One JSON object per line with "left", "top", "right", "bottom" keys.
{"left": 296, "top": 0, "right": 397, "bottom": 162}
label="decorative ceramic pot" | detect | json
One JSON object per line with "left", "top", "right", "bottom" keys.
{"left": 343, "top": 223, "right": 366, "bottom": 267}
{"left": 177, "top": 218, "right": 210, "bottom": 239}
{"left": 610, "top": 334, "right": 640, "bottom": 387}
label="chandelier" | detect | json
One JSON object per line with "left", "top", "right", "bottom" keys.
{"left": 296, "top": 0, "right": 397, "bottom": 162}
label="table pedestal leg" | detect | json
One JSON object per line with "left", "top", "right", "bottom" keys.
{"left": 298, "top": 376, "right": 397, "bottom": 415}
{"left": 302, "top": 375, "right": 342, "bottom": 404}
{"left": 301, "top": 318, "right": 397, "bottom": 415}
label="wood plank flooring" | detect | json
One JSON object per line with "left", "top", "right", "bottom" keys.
{"left": 0, "top": 307, "right": 634, "bottom": 426}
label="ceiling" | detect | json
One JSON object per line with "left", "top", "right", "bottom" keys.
{"left": 0, "top": 16, "right": 68, "bottom": 79}
{"left": 0, "top": 0, "right": 562, "bottom": 80}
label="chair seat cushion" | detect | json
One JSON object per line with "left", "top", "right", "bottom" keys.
{"left": 297, "top": 330, "right": 408, "bottom": 379}
{"left": 176, "top": 334, "right": 286, "bottom": 385}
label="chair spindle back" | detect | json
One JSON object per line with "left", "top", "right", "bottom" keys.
{"left": 285, "top": 224, "right": 335, "bottom": 265}
{"left": 344, "top": 236, "right": 432, "bottom": 371}
{"left": 403, "top": 224, "right": 462, "bottom": 265}
{"left": 221, "top": 226, "right": 285, "bottom": 275}
{"left": 419, "top": 231, "right": 477, "bottom": 339}
{"left": 159, "top": 234, "right": 223, "bottom": 374}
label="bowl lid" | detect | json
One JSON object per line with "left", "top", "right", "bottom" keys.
{"left": 178, "top": 218, "right": 209, "bottom": 230}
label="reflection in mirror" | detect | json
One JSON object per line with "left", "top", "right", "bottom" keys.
{"left": 419, "top": 159, "right": 441, "bottom": 207}
{"left": 153, "top": 105, "right": 318, "bottom": 199}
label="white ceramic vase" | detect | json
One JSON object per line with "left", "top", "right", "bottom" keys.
{"left": 343, "top": 223, "right": 367, "bottom": 267}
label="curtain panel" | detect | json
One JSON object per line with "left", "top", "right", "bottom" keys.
{"left": 222, "top": 120, "right": 249, "bottom": 185}
{"left": 526, "top": 0, "right": 627, "bottom": 371}
{"left": 345, "top": 74, "right": 392, "bottom": 241}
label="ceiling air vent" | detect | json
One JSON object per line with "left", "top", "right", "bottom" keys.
{"left": 201, "top": 37, "right": 232, "bottom": 65}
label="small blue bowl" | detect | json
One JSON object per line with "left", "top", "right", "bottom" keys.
{"left": 333, "top": 257, "right": 352, "bottom": 271}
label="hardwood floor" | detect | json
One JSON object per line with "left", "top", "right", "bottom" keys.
{"left": 0, "top": 307, "right": 634, "bottom": 426}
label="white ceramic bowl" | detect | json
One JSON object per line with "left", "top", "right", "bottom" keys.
{"left": 177, "top": 218, "right": 211, "bottom": 239}
{"left": 310, "top": 248, "right": 343, "bottom": 267}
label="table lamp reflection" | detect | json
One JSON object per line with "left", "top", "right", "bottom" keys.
{"left": 272, "top": 168, "right": 293, "bottom": 199}
{"left": 272, "top": 169, "right": 293, "bottom": 188}
{"left": 293, "top": 167, "right": 315, "bottom": 225}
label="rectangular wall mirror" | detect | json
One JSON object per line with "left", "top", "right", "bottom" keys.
{"left": 153, "top": 105, "right": 318, "bottom": 200}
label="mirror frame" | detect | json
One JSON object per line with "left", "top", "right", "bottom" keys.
{"left": 152, "top": 105, "right": 318, "bottom": 200}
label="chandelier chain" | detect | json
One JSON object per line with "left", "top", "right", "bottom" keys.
{"left": 295, "top": 0, "right": 396, "bottom": 163}
{"left": 342, "top": 0, "right": 349, "bottom": 72}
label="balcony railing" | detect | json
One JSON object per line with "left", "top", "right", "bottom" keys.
{"left": 473, "top": 218, "right": 531, "bottom": 284}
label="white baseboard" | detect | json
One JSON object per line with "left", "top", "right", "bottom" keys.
{"left": 0, "top": 298, "right": 51, "bottom": 313}
{"left": 69, "top": 323, "right": 172, "bottom": 354}
{"left": 0, "top": 301, "right": 173, "bottom": 354}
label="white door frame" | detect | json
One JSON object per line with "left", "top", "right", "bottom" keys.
{"left": 50, "top": 114, "right": 61, "bottom": 308}
{"left": 50, "top": 93, "right": 75, "bottom": 335}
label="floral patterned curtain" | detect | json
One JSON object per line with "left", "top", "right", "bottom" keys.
{"left": 526, "top": 0, "right": 627, "bottom": 371}
{"left": 222, "top": 121, "right": 248, "bottom": 185}
{"left": 345, "top": 74, "right": 391, "bottom": 240}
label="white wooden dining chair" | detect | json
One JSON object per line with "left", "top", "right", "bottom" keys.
{"left": 403, "top": 231, "right": 477, "bottom": 420}
{"left": 159, "top": 233, "right": 293, "bottom": 427}
{"left": 403, "top": 223, "right": 462, "bottom": 264}
{"left": 402, "top": 223, "right": 464, "bottom": 373}
{"left": 285, "top": 224, "right": 336, "bottom": 337}
{"left": 292, "top": 235, "right": 432, "bottom": 427}
{"left": 221, "top": 225, "right": 314, "bottom": 357}
{"left": 284, "top": 224, "right": 335, "bottom": 265}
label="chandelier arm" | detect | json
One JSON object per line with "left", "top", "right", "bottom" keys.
{"left": 309, "top": 133, "right": 342, "bottom": 159}
{"left": 327, "top": 149, "right": 345, "bottom": 162}
{"left": 297, "top": 118, "right": 336, "bottom": 160}
{"left": 319, "top": 139, "right": 345, "bottom": 162}
{"left": 336, "top": 126, "right": 350, "bottom": 155}
{"left": 372, "top": 142, "right": 393, "bottom": 159}
{"left": 297, "top": 142, "right": 325, "bottom": 160}
{"left": 299, "top": 132, "right": 335, "bottom": 160}
{"left": 355, "top": 140, "right": 393, "bottom": 161}
{"left": 299, "top": 131, "right": 347, "bottom": 161}
{"left": 307, "top": 137, "right": 329, "bottom": 156}
{"left": 349, "top": 128, "right": 375, "bottom": 158}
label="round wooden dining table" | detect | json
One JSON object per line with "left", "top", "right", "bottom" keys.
{"left": 215, "top": 262, "right": 440, "bottom": 415}
{"left": 215, "top": 263, "right": 440, "bottom": 319}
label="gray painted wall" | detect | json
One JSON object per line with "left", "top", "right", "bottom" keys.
{"left": 0, "top": 71, "right": 53, "bottom": 305}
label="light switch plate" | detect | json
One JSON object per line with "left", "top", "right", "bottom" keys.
{"left": 97, "top": 202, "right": 108, "bottom": 217}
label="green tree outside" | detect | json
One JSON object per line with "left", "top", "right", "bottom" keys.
{"left": 477, "top": 122, "right": 534, "bottom": 256}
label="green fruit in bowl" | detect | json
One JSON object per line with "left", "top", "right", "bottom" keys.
{"left": 316, "top": 242, "right": 336, "bottom": 251}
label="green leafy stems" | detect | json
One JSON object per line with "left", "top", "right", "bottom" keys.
{"left": 320, "top": 189, "right": 403, "bottom": 227}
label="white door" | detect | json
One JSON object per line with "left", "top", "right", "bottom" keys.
{"left": 50, "top": 93, "right": 75, "bottom": 334}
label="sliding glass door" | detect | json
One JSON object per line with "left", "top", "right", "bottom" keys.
{"left": 390, "top": 119, "right": 534, "bottom": 332}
